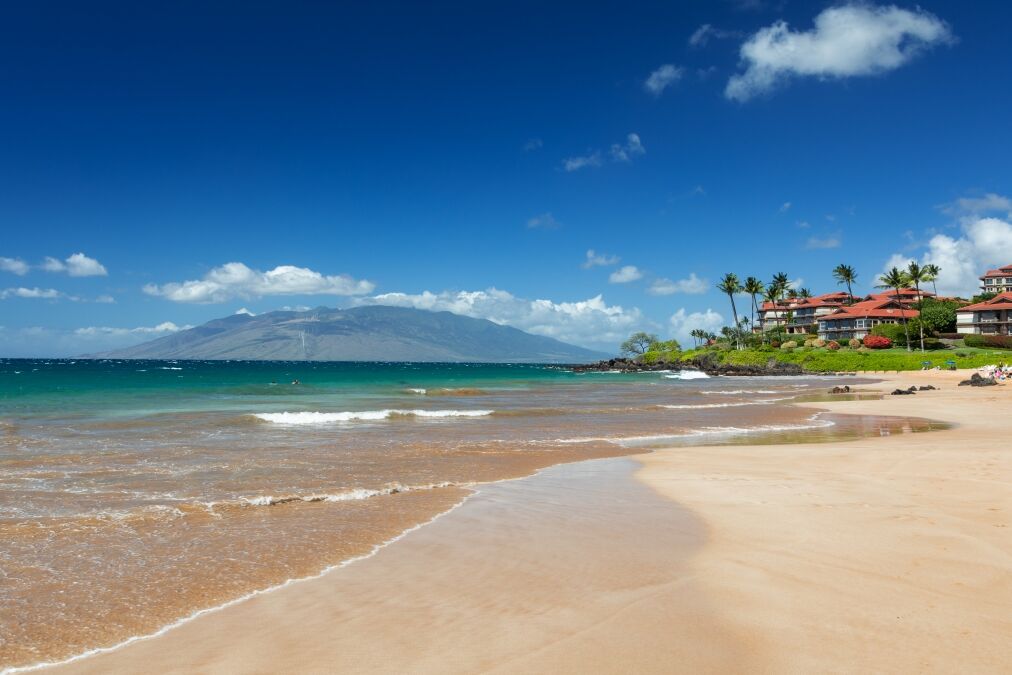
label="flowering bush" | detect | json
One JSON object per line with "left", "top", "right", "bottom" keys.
{"left": 863, "top": 335, "right": 892, "bottom": 349}
{"left": 848, "top": 338, "right": 861, "bottom": 348}
{"left": 803, "top": 339, "right": 816, "bottom": 347}
{"left": 780, "top": 341, "right": 798, "bottom": 350}
{"left": 827, "top": 340, "right": 841, "bottom": 350}
{"left": 813, "top": 339, "right": 826, "bottom": 348}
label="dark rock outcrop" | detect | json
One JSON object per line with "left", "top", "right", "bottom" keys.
{"left": 958, "top": 373, "right": 997, "bottom": 387}
{"left": 830, "top": 385, "right": 852, "bottom": 394}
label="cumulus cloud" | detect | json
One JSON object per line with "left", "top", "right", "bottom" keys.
{"left": 0, "top": 287, "right": 69, "bottom": 300}
{"left": 143, "top": 262, "right": 375, "bottom": 304}
{"left": 884, "top": 216, "right": 1012, "bottom": 297}
{"left": 689, "top": 24, "right": 741, "bottom": 48}
{"left": 668, "top": 308, "right": 726, "bottom": 343}
{"left": 726, "top": 4, "right": 953, "bottom": 101}
{"left": 564, "top": 132, "right": 644, "bottom": 171}
{"left": 805, "top": 232, "right": 842, "bottom": 249}
{"left": 942, "top": 192, "right": 1012, "bottom": 220}
{"left": 582, "top": 249, "right": 620, "bottom": 269}
{"left": 354, "top": 288, "right": 645, "bottom": 349}
{"left": 609, "top": 265, "right": 644, "bottom": 284}
{"left": 42, "top": 252, "right": 108, "bottom": 277}
{"left": 648, "top": 273, "right": 709, "bottom": 295}
{"left": 779, "top": 201, "right": 792, "bottom": 213}
{"left": 610, "top": 133, "right": 645, "bottom": 162}
{"left": 563, "top": 152, "right": 603, "bottom": 172}
{"left": 74, "top": 322, "right": 190, "bottom": 337}
{"left": 0, "top": 257, "right": 30, "bottom": 275}
{"left": 527, "top": 212, "right": 561, "bottom": 229}
{"left": 644, "top": 65, "right": 684, "bottom": 95}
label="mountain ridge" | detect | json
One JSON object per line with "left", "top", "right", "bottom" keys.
{"left": 87, "top": 305, "right": 609, "bottom": 363}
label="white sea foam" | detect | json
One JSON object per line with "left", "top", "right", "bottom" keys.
{"left": 252, "top": 409, "right": 494, "bottom": 425}
{"left": 659, "top": 397, "right": 791, "bottom": 409}
{"left": 158, "top": 366, "right": 183, "bottom": 370}
{"left": 406, "top": 388, "right": 427, "bottom": 395}
{"left": 701, "top": 389, "right": 777, "bottom": 395}
{"left": 663, "top": 370, "right": 709, "bottom": 380}
{"left": 239, "top": 481, "right": 462, "bottom": 507}
{"left": 555, "top": 416, "right": 834, "bottom": 447}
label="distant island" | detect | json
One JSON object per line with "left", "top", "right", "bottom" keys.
{"left": 85, "top": 305, "right": 609, "bottom": 363}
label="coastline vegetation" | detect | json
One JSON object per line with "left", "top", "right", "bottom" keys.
{"left": 619, "top": 260, "right": 1012, "bottom": 372}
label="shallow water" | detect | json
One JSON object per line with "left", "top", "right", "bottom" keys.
{"left": 0, "top": 359, "right": 938, "bottom": 669}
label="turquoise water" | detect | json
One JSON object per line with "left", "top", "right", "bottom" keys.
{"left": 0, "top": 359, "right": 582, "bottom": 419}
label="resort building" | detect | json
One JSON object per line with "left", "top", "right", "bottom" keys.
{"left": 817, "top": 298, "right": 919, "bottom": 341}
{"left": 757, "top": 292, "right": 850, "bottom": 335}
{"left": 956, "top": 292, "right": 1012, "bottom": 335}
{"left": 979, "top": 264, "right": 1012, "bottom": 294}
{"left": 759, "top": 289, "right": 933, "bottom": 337}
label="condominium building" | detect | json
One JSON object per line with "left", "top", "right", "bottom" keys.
{"left": 956, "top": 292, "right": 1012, "bottom": 335}
{"left": 979, "top": 264, "right": 1012, "bottom": 294}
{"left": 817, "top": 298, "right": 919, "bottom": 341}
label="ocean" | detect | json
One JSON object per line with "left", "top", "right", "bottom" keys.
{"left": 0, "top": 359, "right": 943, "bottom": 670}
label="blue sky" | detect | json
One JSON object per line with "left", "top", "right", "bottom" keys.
{"left": 3, "top": 0, "right": 1012, "bottom": 355}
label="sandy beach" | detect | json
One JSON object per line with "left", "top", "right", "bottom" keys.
{"left": 39, "top": 370, "right": 1012, "bottom": 674}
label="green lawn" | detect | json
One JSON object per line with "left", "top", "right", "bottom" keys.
{"left": 643, "top": 346, "right": 1011, "bottom": 373}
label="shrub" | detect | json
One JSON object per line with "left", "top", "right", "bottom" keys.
{"left": 813, "top": 339, "right": 826, "bottom": 348}
{"left": 871, "top": 323, "right": 908, "bottom": 344}
{"left": 848, "top": 338, "right": 861, "bottom": 348}
{"left": 863, "top": 335, "right": 892, "bottom": 349}
{"left": 826, "top": 340, "right": 841, "bottom": 350}
{"left": 781, "top": 341, "right": 798, "bottom": 350}
{"left": 937, "top": 333, "right": 962, "bottom": 340}
{"left": 963, "top": 334, "right": 1012, "bottom": 349}
{"left": 770, "top": 340, "right": 781, "bottom": 348}
{"left": 803, "top": 338, "right": 816, "bottom": 347}
{"left": 922, "top": 338, "right": 946, "bottom": 351}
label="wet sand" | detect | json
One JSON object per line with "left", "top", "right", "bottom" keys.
{"left": 41, "top": 371, "right": 1012, "bottom": 674}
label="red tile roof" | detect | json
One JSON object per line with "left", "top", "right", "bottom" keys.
{"left": 957, "top": 291, "right": 1012, "bottom": 312}
{"left": 980, "top": 265, "right": 1012, "bottom": 278}
{"left": 821, "top": 298, "right": 920, "bottom": 320}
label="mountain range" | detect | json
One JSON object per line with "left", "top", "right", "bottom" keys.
{"left": 89, "top": 305, "right": 609, "bottom": 363}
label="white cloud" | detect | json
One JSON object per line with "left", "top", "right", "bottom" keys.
{"left": 74, "top": 322, "right": 190, "bottom": 337}
{"left": 42, "top": 252, "right": 108, "bottom": 277}
{"left": 143, "top": 262, "right": 375, "bottom": 304}
{"left": 668, "top": 308, "right": 725, "bottom": 343}
{"left": 1, "top": 287, "right": 68, "bottom": 300}
{"left": 0, "top": 257, "right": 29, "bottom": 275}
{"left": 582, "top": 249, "right": 620, "bottom": 269}
{"left": 942, "top": 192, "right": 1012, "bottom": 220}
{"left": 95, "top": 295, "right": 116, "bottom": 304}
{"left": 609, "top": 265, "right": 644, "bottom": 284}
{"left": 884, "top": 216, "right": 1012, "bottom": 296}
{"left": 527, "top": 212, "right": 561, "bottom": 229}
{"left": 354, "top": 288, "right": 645, "bottom": 349}
{"left": 726, "top": 4, "right": 953, "bottom": 101}
{"left": 644, "top": 64, "right": 684, "bottom": 95}
{"left": 564, "top": 132, "right": 644, "bottom": 171}
{"left": 610, "top": 133, "right": 645, "bottom": 162}
{"left": 805, "top": 232, "right": 842, "bottom": 249}
{"left": 689, "top": 24, "right": 741, "bottom": 48}
{"left": 648, "top": 273, "right": 709, "bottom": 295}
{"left": 779, "top": 201, "right": 792, "bottom": 213}
{"left": 563, "top": 152, "right": 603, "bottom": 172}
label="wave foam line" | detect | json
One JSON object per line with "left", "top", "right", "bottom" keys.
{"left": 663, "top": 371, "right": 709, "bottom": 380}
{"left": 252, "top": 409, "right": 494, "bottom": 425}
{"left": 238, "top": 481, "right": 463, "bottom": 507}
{"left": 1, "top": 488, "right": 478, "bottom": 675}
{"left": 555, "top": 416, "right": 834, "bottom": 446}
{"left": 659, "top": 397, "right": 792, "bottom": 409}
{"left": 701, "top": 389, "right": 778, "bottom": 395}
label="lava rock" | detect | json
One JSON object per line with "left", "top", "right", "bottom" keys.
{"left": 958, "top": 373, "right": 997, "bottom": 387}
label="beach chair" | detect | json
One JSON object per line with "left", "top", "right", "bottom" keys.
{"left": 945, "top": 360, "right": 957, "bottom": 371}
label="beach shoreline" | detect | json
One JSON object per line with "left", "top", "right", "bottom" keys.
{"left": 25, "top": 369, "right": 1012, "bottom": 674}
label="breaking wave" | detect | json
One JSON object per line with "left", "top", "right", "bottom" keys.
{"left": 662, "top": 371, "right": 709, "bottom": 380}
{"left": 252, "top": 409, "right": 495, "bottom": 425}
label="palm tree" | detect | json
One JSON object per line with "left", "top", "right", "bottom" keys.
{"left": 716, "top": 273, "right": 743, "bottom": 346}
{"left": 798, "top": 287, "right": 813, "bottom": 299}
{"left": 689, "top": 328, "right": 705, "bottom": 348}
{"left": 743, "top": 276, "right": 765, "bottom": 333}
{"left": 877, "top": 267, "right": 913, "bottom": 352}
{"left": 833, "top": 264, "right": 858, "bottom": 305}
{"left": 906, "top": 261, "right": 928, "bottom": 352}
{"left": 923, "top": 263, "right": 941, "bottom": 296}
